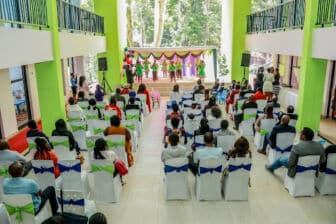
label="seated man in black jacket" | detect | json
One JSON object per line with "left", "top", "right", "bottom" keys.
{"left": 277, "top": 105, "right": 298, "bottom": 125}
{"left": 51, "top": 119, "right": 80, "bottom": 154}
{"left": 233, "top": 95, "right": 257, "bottom": 130}
{"left": 26, "top": 120, "right": 53, "bottom": 147}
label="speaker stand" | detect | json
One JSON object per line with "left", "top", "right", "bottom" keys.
{"left": 242, "top": 66, "right": 247, "bottom": 82}
{"left": 101, "top": 71, "right": 113, "bottom": 93}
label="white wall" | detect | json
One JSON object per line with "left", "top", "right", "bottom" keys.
{"left": 26, "top": 65, "right": 41, "bottom": 120}
{"left": 0, "top": 69, "right": 18, "bottom": 137}
{"left": 59, "top": 32, "right": 106, "bottom": 59}
{"left": 245, "top": 30, "right": 303, "bottom": 56}
{"left": 0, "top": 27, "right": 53, "bottom": 69}
{"left": 118, "top": 0, "right": 127, "bottom": 49}
{"left": 312, "top": 27, "right": 336, "bottom": 60}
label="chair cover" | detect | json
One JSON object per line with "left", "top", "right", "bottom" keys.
{"left": 200, "top": 100, "right": 209, "bottom": 110}
{"left": 268, "top": 132, "right": 295, "bottom": 164}
{"left": 105, "top": 135, "right": 128, "bottom": 168}
{"left": 273, "top": 107, "right": 281, "bottom": 116}
{"left": 223, "top": 157, "right": 251, "bottom": 201}
{"left": 137, "top": 94, "right": 149, "bottom": 115}
{"left": 208, "top": 119, "right": 221, "bottom": 135}
{"left": 126, "top": 109, "right": 142, "bottom": 136}
{"left": 0, "top": 203, "right": 10, "bottom": 224}
{"left": 170, "top": 92, "right": 182, "bottom": 104}
{"left": 69, "top": 121, "right": 87, "bottom": 149}
{"left": 32, "top": 160, "right": 56, "bottom": 190}
{"left": 103, "top": 110, "right": 117, "bottom": 121}
{"left": 116, "top": 101, "right": 125, "bottom": 111}
{"left": 196, "top": 158, "right": 225, "bottom": 201}
{"left": 68, "top": 111, "right": 84, "bottom": 122}
{"left": 284, "top": 155, "right": 320, "bottom": 197}
{"left": 194, "top": 135, "right": 205, "bottom": 150}
{"left": 182, "top": 91, "right": 193, "bottom": 102}
{"left": 0, "top": 161, "right": 11, "bottom": 202}
{"left": 183, "top": 120, "right": 199, "bottom": 151}
{"left": 194, "top": 93, "right": 204, "bottom": 104}
{"left": 96, "top": 101, "right": 106, "bottom": 110}
{"left": 77, "top": 101, "right": 89, "bottom": 110}
{"left": 236, "top": 99, "right": 245, "bottom": 114}
{"left": 182, "top": 100, "right": 193, "bottom": 111}
{"left": 90, "top": 120, "right": 109, "bottom": 137}
{"left": 164, "top": 158, "right": 190, "bottom": 200}
{"left": 121, "top": 120, "right": 138, "bottom": 153}
{"left": 256, "top": 99, "right": 267, "bottom": 113}
{"left": 90, "top": 160, "right": 122, "bottom": 203}
{"left": 254, "top": 118, "right": 277, "bottom": 149}
{"left": 3, "top": 194, "right": 51, "bottom": 224}
{"left": 26, "top": 136, "right": 48, "bottom": 152}
{"left": 217, "top": 135, "right": 235, "bottom": 154}
{"left": 205, "top": 108, "right": 212, "bottom": 118}
{"left": 240, "top": 108, "right": 257, "bottom": 136}
{"left": 85, "top": 111, "right": 101, "bottom": 136}
{"left": 289, "top": 119, "right": 297, "bottom": 128}
{"left": 121, "top": 94, "right": 129, "bottom": 104}
{"left": 316, "top": 154, "right": 336, "bottom": 195}
{"left": 50, "top": 136, "right": 76, "bottom": 161}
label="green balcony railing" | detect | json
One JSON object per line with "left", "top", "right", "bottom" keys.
{"left": 0, "top": 0, "right": 48, "bottom": 28}
{"left": 316, "top": 0, "right": 336, "bottom": 26}
{"left": 247, "top": 0, "right": 305, "bottom": 34}
{"left": 57, "top": 0, "right": 104, "bottom": 34}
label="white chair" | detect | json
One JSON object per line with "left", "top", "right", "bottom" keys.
{"left": 284, "top": 155, "right": 320, "bottom": 197}
{"left": 50, "top": 136, "right": 76, "bottom": 161}
{"left": 57, "top": 160, "right": 90, "bottom": 198}
{"left": 96, "top": 101, "right": 106, "bottom": 110}
{"left": 85, "top": 110, "right": 100, "bottom": 135}
{"left": 164, "top": 158, "right": 190, "bottom": 200}
{"left": 256, "top": 99, "right": 267, "bottom": 113}
{"left": 182, "top": 99, "right": 193, "bottom": 111}
{"left": 121, "top": 120, "right": 138, "bottom": 153}
{"left": 182, "top": 91, "right": 193, "bottom": 102}
{"left": 183, "top": 119, "right": 199, "bottom": 151}
{"left": 126, "top": 109, "right": 142, "bottom": 136}
{"left": 240, "top": 108, "right": 257, "bottom": 136}
{"left": 3, "top": 194, "right": 51, "bottom": 224}
{"left": 194, "top": 93, "right": 204, "bottom": 104}
{"left": 236, "top": 99, "right": 245, "bottom": 114}
{"left": 273, "top": 107, "right": 281, "bottom": 116}
{"left": 57, "top": 190, "right": 95, "bottom": 217}
{"left": 208, "top": 119, "right": 221, "bottom": 135}
{"left": 116, "top": 101, "right": 125, "bottom": 111}
{"left": 0, "top": 203, "right": 10, "bottom": 224}
{"left": 121, "top": 94, "right": 129, "bottom": 104}
{"left": 289, "top": 119, "right": 297, "bottom": 128}
{"left": 200, "top": 100, "right": 209, "bottom": 110}
{"left": 105, "top": 135, "right": 128, "bottom": 168}
{"left": 268, "top": 132, "right": 295, "bottom": 164}
{"left": 68, "top": 111, "right": 84, "bottom": 122}
{"left": 316, "top": 154, "right": 336, "bottom": 195}
{"left": 32, "top": 160, "right": 56, "bottom": 190}
{"left": 90, "top": 160, "right": 122, "bottom": 203}
{"left": 26, "top": 137, "right": 49, "bottom": 153}
{"left": 137, "top": 94, "right": 149, "bottom": 115}
{"left": 194, "top": 135, "right": 205, "bottom": 150}
{"left": 103, "top": 109, "right": 117, "bottom": 121}
{"left": 170, "top": 92, "right": 182, "bottom": 103}
{"left": 217, "top": 135, "right": 235, "bottom": 154}
{"left": 196, "top": 158, "right": 225, "bottom": 201}
{"left": 205, "top": 108, "right": 212, "bottom": 118}
{"left": 254, "top": 118, "right": 277, "bottom": 149}
{"left": 69, "top": 121, "right": 87, "bottom": 149}
{"left": 223, "top": 157, "right": 251, "bottom": 201}
{"left": 90, "top": 119, "right": 109, "bottom": 136}
{"left": 77, "top": 101, "right": 89, "bottom": 110}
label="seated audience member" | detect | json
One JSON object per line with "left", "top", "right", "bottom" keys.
{"left": 265, "top": 127, "right": 325, "bottom": 177}
{"left": 168, "top": 103, "right": 182, "bottom": 120}
{"left": 193, "top": 85, "right": 205, "bottom": 100}
{"left": 105, "top": 96, "right": 122, "bottom": 119}
{"left": 204, "top": 89, "right": 211, "bottom": 101}
{"left": 226, "top": 84, "right": 241, "bottom": 113}
{"left": 87, "top": 98, "right": 103, "bottom": 119}
{"left": 104, "top": 115, "right": 134, "bottom": 167}
{"left": 193, "top": 79, "right": 202, "bottom": 92}
{"left": 207, "top": 107, "right": 222, "bottom": 120}
{"left": 137, "top": 83, "right": 152, "bottom": 113}
{"left": 319, "top": 144, "right": 336, "bottom": 172}
{"left": 189, "top": 132, "right": 224, "bottom": 175}
{"left": 125, "top": 95, "right": 141, "bottom": 111}
{"left": 233, "top": 95, "right": 258, "bottom": 130}
{"left": 77, "top": 91, "right": 88, "bottom": 102}
{"left": 254, "top": 87, "right": 267, "bottom": 101}
{"left": 204, "top": 96, "right": 218, "bottom": 115}
{"left": 52, "top": 119, "right": 80, "bottom": 153}
{"left": 27, "top": 119, "right": 52, "bottom": 146}
{"left": 161, "top": 133, "right": 189, "bottom": 163}
{"left": 67, "top": 97, "right": 84, "bottom": 117}
{"left": 217, "top": 120, "right": 235, "bottom": 137}
{"left": 277, "top": 105, "right": 298, "bottom": 125}
{"left": 121, "top": 84, "right": 131, "bottom": 95}
{"left": 94, "top": 84, "right": 105, "bottom": 102}
{"left": 113, "top": 87, "right": 126, "bottom": 108}
{"left": 241, "top": 84, "right": 255, "bottom": 98}
{"left": 163, "top": 117, "right": 184, "bottom": 148}
{"left": 227, "top": 136, "right": 251, "bottom": 159}
{"left": 258, "top": 115, "right": 296, "bottom": 154}
{"left": 268, "top": 95, "right": 280, "bottom": 108}
{"left": 254, "top": 105, "right": 274, "bottom": 132}
{"left": 34, "top": 138, "right": 60, "bottom": 178}
{"left": 89, "top": 212, "right": 108, "bottom": 224}
{"left": 194, "top": 118, "right": 210, "bottom": 136}
{"left": 0, "top": 140, "right": 32, "bottom": 176}
{"left": 3, "top": 161, "right": 58, "bottom": 215}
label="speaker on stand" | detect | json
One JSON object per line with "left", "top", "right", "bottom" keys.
{"left": 241, "top": 53, "right": 251, "bottom": 82}
{"left": 98, "top": 57, "right": 112, "bottom": 93}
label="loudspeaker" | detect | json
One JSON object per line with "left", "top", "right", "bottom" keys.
{"left": 241, "top": 53, "right": 251, "bottom": 67}
{"left": 98, "top": 57, "right": 107, "bottom": 71}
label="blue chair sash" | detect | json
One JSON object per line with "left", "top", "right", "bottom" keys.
{"left": 275, "top": 145, "right": 293, "bottom": 153}
{"left": 296, "top": 165, "right": 318, "bottom": 173}
{"left": 33, "top": 166, "right": 54, "bottom": 174}
{"left": 325, "top": 167, "right": 336, "bottom": 175}
{"left": 194, "top": 142, "right": 205, "bottom": 148}
{"left": 167, "top": 105, "right": 172, "bottom": 110}
{"left": 199, "top": 165, "right": 222, "bottom": 174}
{"left": 59, "top": 163, "right": 81, "bottom": 173}
{"left": 182, "top": 97, "right": 193, "bottom": 101}
{"left": 210, "top": 127, "right": 221, "bottom": 132}
{"left": 183, "top": 104, "right": 191, "bottom": 108}
{"left": 57, "top": 198, "right": 84, "bottom": 206}
{"left": 185, "top": 132, "right": 194, "bottom": 139}
{"left": 228, "top": 164, "right": 251, "bottom": 172}
{"left": 164, "top": 164, "right": 188, "bottom": 173}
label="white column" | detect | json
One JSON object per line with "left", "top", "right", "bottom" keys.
{"left": 26, "top": 64, "right": 41, "bottom": 120}
{"left": 221, "top": 0, "right": 233, "bottom": 79}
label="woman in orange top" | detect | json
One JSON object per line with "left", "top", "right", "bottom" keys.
{"left": 34, "top": 138, "right": 60, "bottom": 178}
{"left": 137, "top": 83, "right": 152, "bottom": 113}
{"left": 104, "top": 115, "right": 134, "bottom": 167}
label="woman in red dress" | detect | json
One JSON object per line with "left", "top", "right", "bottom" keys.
{"left": 137, "top": 83, "right": 152, "bottom": 113}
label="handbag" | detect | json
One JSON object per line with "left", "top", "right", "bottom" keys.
{"left": 114, "top": 159, "right": 128, "bottom": 176}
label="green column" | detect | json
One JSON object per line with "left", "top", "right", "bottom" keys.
{"left": 35, "top": 0, "right": 66, "bottom": 135}
{"left": 94, "top": 0, "right": 124, "bottom": 92}
{"left": 231, "top": 0, "right": 251, "bottom": 81}
{"left": 297, "top": 0, "right": 328, "bottom": 131}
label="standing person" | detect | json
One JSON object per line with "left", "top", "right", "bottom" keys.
{"left": 125, "top": 64, "right": 134, "bottom": 89}
{"left": 70, "top": 73, "right": 77, "bottom": 99}
{"left": 137, "top": 83, "right": 152, "bottom": 113}
{"left": 273, "top": 68, "right": 281, "bottom": 96}
{"left": 169, "top": 60, "right": 176, "bottom": 83}
{"left": 135, "top": 60, "right": 143, "bottom": 83}
{"left": 151, "top": 60, "right": 158, "bottom": 82}
{"left": 143, "top": 58, "right": 150, "bottom": 79}
{"left": 255, "top": 67, "right": 264, "bottom": 91}
{"left": 263, "top": 67, "right": 275, "bottom": 101}
{"left": 94, "top": 84, "right": 105, "bottom": 102}
{"left": 161, "top": 59, "right": 168, "bottom": 78}
{"left": 34, "top": 138, "right": 60, "bottom": 178}
{"left": 198, "top": 60, "right": 206, "bottom": 79}
{"left": 78, "top": 76, "right": 90, "bottom": 98}
{"left": 176, "top": 59, "right": 183, "bottom": 80}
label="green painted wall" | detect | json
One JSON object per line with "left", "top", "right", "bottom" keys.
{"left": 297, "top": 0, "right": 328, "bottom": 131}
{"left": 94, "top": 0, "right": 124, "bottom": 92}
{"left": 231, "top": 0, "right": 251, "bottom": 82}
{"left": 35, "top": 0, "right": 66, "bottom": 135}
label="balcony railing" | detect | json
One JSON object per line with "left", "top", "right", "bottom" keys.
{"left": 0, "top": 0, "right": 48, "bottom": 28}
{"left": 316, "top": 0, "right": 336, "bottom": 26}
{"left": 57, "top": 0, "right": 104, "bottom": 34}
{"left": 247, "top": 0, "right": 306, "bottom": 34}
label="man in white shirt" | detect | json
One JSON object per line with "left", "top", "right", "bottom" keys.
{"left": 161, "top": 133, "right": 188, "bottom": 163}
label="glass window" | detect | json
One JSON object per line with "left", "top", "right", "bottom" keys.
{"left": 10, "top": 66, "right": 32, "bottom": 128}
{"left": 290, "top": 56, "right": 300, "bottom": 90}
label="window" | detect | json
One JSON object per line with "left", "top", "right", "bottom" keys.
{"left": 9, "top": 66, "right": 32, "bottom": 128}
{"left": 289, "top": 56, "right": 300, "bottom": 89}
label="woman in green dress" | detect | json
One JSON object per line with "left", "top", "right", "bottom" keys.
{"left": 151, "top": 60, "right": 158, "bottom": 82}
{"left": 176, "top": 59, "right": 183, "bottom": 80}
{"left": 198, "top": 60, "right": 206, "bottom": 79}
{"left": 143, "top": 58, "right": 150, "bottom": 79}
{"left": 161, "top": 60, "right": 168, "bottom": 78}
{"left": 135, "top": 60, "right": 144, "bottom": 83}
{"left": 169, "top": 60, "right": 176, "bottom": 83}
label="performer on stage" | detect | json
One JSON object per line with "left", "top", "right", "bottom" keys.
{"left": 169, "top": 60, "right": 176, "bottom": 83}
{"left": 162, "top": 59, "right": 168, "bottom": 78}
{"left": 143, "top": 58, "right": 150, "bottom": 79}
{"left": 176, "top": 59, "right": 183, "bottom": 80}
{"left": 135, "top": 60, "right": 144, "bottom": 83}
{"left": 151, "top": 60, "right": 158, "bottom": 82}
{"left": 198, "top": 60, "right": 206, "bottom": 79}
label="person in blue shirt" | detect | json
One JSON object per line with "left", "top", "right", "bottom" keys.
{"left": 70, "top": 73, "right": 78, "bottom": 99}
{"left": 3, "top": 161, "right": 58, "bottom": 215}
